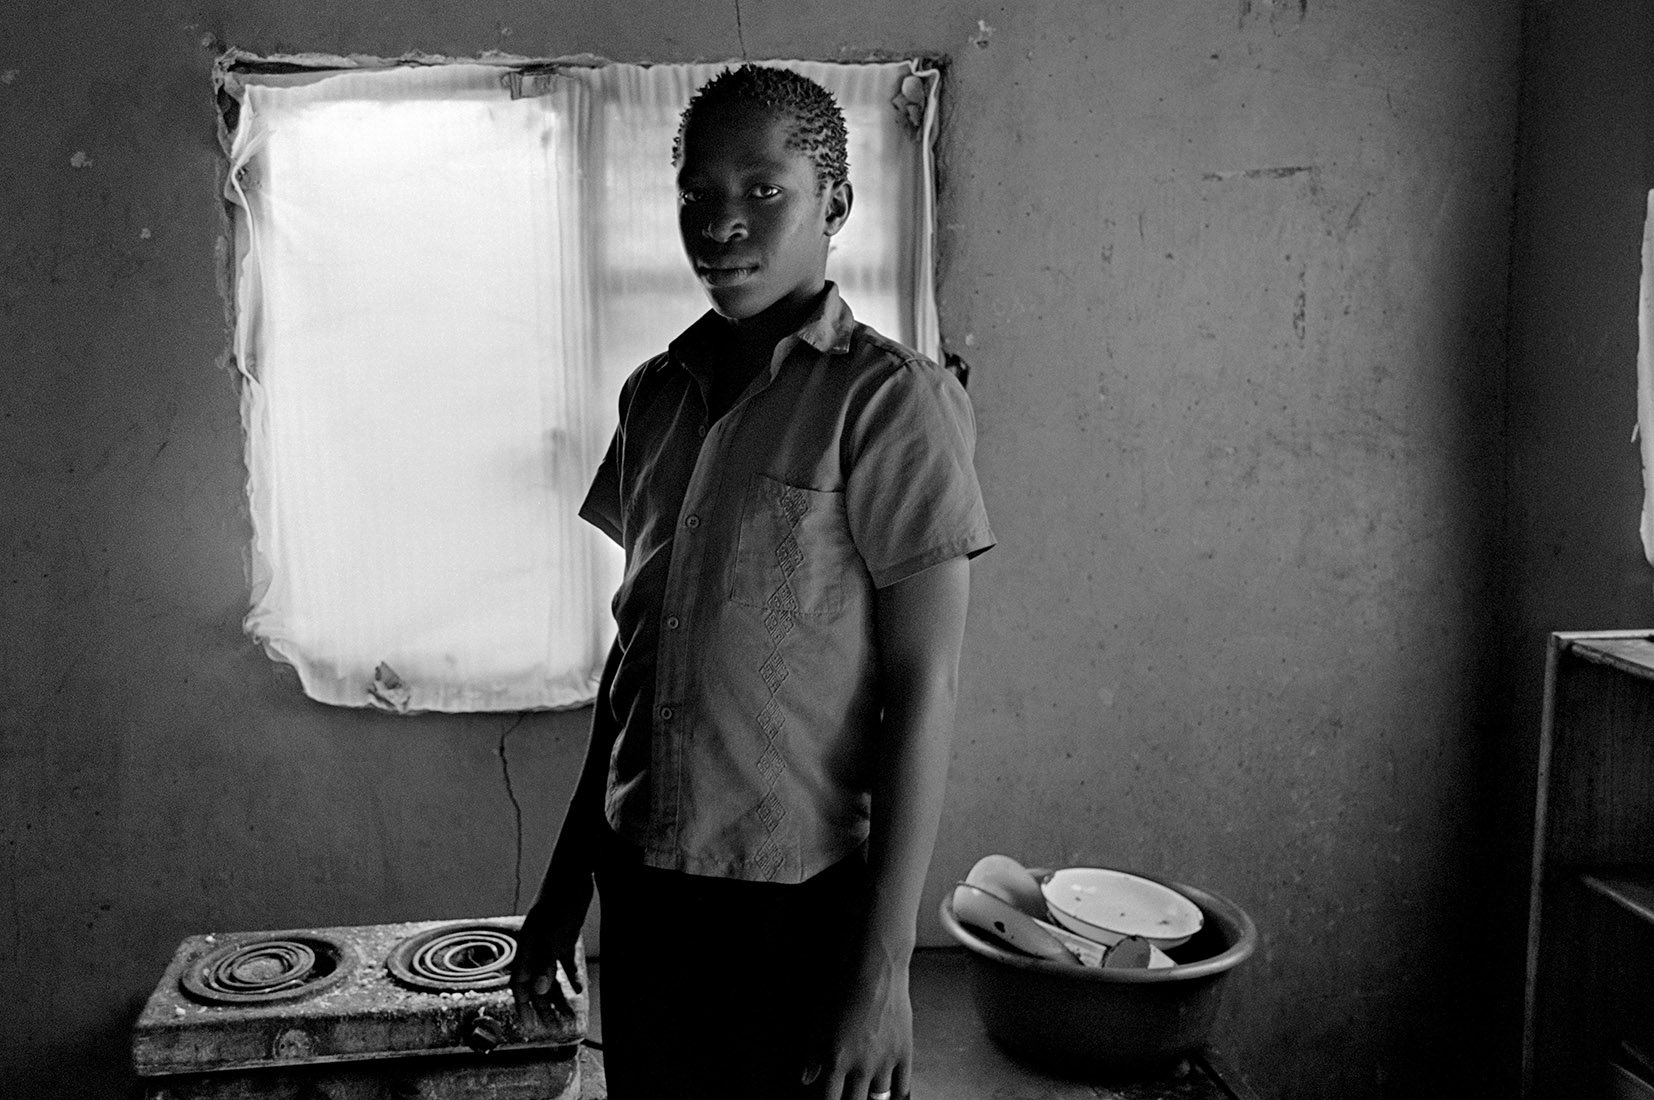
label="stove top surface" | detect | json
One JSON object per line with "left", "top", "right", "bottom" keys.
{"left": 133, "top": 916, "right": 585, "bottom": 1078}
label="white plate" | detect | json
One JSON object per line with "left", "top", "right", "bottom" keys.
{"left": 1040, "top": 868, "right": 1203, "bottom": 948}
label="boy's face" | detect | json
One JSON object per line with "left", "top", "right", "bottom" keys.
{"left": 676, "top": 101, "right": 852, "bottom": 323}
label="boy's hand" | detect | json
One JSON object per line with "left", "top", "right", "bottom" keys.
{"left": 509, "top": 868, "right": 592, "bottom": 1028}
{"left": 512, "top": 641, "right": 617, "bottom": 1031}
{"left": 805, "top": 946, "right": 913, "bottom": 1100}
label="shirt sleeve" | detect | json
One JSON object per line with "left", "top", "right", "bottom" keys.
{"left": 581, "top": 363, "right": 645, "bottom": 547}
{"left": 579, "top": 428, "right": 624, "bottom": 547}
{"left": 843, "top": 357, "right": 995, "bottom": 588}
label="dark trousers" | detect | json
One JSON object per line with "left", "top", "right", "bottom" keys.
{"left": 596, "top": 827, "right": 868, "bottom": 1100}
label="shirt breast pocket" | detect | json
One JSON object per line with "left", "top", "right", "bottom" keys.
{"left": 731, "top": 474, "right": 854, "bottom": 615}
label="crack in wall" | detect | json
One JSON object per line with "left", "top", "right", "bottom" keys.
{"left": 9, "top": 837, "right": 21, "bottom": 972}
{"left": 497, "top": 715, "right": 527, "bottom": 912}
{"left": 1201, "top": 165, "right": 1316, "bottom": 182}
{"left": 734, "top": 0, "right": 748, "bottom": 59}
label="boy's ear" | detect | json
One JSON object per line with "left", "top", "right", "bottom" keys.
{"left": 823, "top": 180, "right": 853, "bottom": 237}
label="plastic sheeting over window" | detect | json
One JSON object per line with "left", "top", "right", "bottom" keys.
{"left": 221, "top": 58, "right": 941, "bottom": 712}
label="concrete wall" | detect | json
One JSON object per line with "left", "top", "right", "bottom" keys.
{"left": 1, "top": 2, "right": 1520, "bottom": 1097}
{"left": 1494, "top": 0, "right": 1654, "bottom": 1081}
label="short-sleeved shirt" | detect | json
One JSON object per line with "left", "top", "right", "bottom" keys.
{"left": 580, "top": 284, "right": 994, "bottom": 883}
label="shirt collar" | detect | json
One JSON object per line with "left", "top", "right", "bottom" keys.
{"left": 792, "top": 282, "right": 855, "bottom": 355}
{"left": 668, "top": 282, "right": 856, "bottom": 373}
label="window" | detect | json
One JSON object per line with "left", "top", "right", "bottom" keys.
{"left": 220, "top": 57, "right": 941, "bottom": 713}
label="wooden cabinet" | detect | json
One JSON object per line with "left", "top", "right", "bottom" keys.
{"left": 1525, "top": 632, "right": 1654, "bottom": 1098}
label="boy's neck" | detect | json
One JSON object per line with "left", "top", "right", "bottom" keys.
{"left": 720, "top": 282, "right": 828, "bottom": 360}
{"left": 703, "top": 283, "right": 828, "bottom": 422}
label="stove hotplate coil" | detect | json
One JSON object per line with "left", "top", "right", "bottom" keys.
{"left": 386, "top": 922, "right": 517, "bottom": 993}
{"left": 180, "top": 934, "right": 355, "bottom": 1006}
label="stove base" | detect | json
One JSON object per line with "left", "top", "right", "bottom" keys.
{"left": 141, "top": 1046, "right": 580, "bottom": 1100}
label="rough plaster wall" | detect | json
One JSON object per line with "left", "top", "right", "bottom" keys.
{"left": 937, "top": 3, "right": 1517, "bottom": 1094}
{"left": 0, "top": 2, "right": 1518, "bottom": 1098}
{"left": 1495, "top": 0, "right": 1654, "bottom": 1081}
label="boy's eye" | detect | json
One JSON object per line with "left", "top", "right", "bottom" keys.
{"left": 750, "top": 184, "right": 781, "bottom": 199}
{"left": 678, "top": 189, "right": 701, "bottom": 204}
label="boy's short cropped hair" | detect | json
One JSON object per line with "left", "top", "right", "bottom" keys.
{"left": 672, "top": 64, "right": 850, "bottom": 190}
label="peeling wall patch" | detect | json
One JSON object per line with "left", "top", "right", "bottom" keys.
{"left": 69, "top": 151, "right": 93, "bottom": 169}
{"left": 1, "top": 69, "right": 18, "bottom": 85}
{"left": 368, "top": 662, "right": 412, "bottom": 713}
{"left": 969, "top": 19, "right": 994, "bottom": 48}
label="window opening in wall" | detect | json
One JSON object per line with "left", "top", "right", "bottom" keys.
{"left": 217, "top": 55, "right": 943, "bottom": 714}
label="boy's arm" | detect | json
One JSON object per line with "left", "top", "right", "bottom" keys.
{"left": 814, "top": 555, "right": 971, "bottom": 1100}
{"left": 510, "top": 638, "right": 622, "bottom": 1023}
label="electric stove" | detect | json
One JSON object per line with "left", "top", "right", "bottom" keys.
{"left": 131, "top": 916, "right": 585, "bottom": 1099}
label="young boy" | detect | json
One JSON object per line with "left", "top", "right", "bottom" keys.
{"left": 512, "top": 65, "right": 993, "bottom": 1100}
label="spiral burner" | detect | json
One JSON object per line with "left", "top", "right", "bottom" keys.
{"left": 386, "top": 922, "right": 517, "bottom": 992}
{"left": 180, "top": 935, "right": 351, "bottom": 1006}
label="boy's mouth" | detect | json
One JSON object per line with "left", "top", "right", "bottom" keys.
{"left": 697, "top": 263, "right": 759, "bottom": 288}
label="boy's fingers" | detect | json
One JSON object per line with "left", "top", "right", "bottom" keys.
{"left": 838, "top": 1068, "right": 871, "bottom": 1100}
{"left": 891, "top": 1060, "right": 912, "bottom": 1100}
{"left": 540, "top": 971, "right": 572, "bottom": 1016}
{"left": 558, "top": 951, "right": 584, "bottom": 993}
{"left": 510, "top": 973, "right": 544, "bottom": 1029}
{"left": 807, "top": 1065, "right": 840, "bottom": 1098}
{"left": 510, "top": 960, "right": 574, "bottom": 1020}
{"left": 820, "top": 1066, "right": 849, "bottom": 1100}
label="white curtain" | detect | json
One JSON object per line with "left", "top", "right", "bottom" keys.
{"left": 225, "top": 58, "right": 940, "bottom": 712}
{"left": 568, "top": 60, "right": 941, "bottom": 371}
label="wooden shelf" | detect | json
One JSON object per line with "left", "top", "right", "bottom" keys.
{"left": 1524, "top": 633, "right": 1654, "bottom": 1098}
{"left": 1582, "top": 871, "right": 1654, "bottom": 928}
{"left": 1563, "top": 633, "right": 1654, "bottom": 681}
{"left": 1622, "top": 1039, "right": 1654, "bottom": 1082}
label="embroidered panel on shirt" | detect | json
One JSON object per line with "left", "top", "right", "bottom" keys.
{"left": 757, "top": 697, "right": 785, "bottom": 739}
{"left": 763, "top": 588, "right": 800, "bottom": 636}
{"left": 775, "top": 532, "right": 804, "bottom": 575}
{"left": 759, "top": 652, "right": 789, "bottom": 692}
{"left": 756, "top": 742, "right": 784, "bottom": 783}
{"left": 748, "top": 482, "right": 810, "bottom": 875}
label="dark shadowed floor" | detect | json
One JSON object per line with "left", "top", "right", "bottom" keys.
{"left": 579, "top": 949, "right": 1257, "bottom": 1100}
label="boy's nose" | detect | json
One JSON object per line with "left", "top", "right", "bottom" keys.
{"left": 701, "top": 209, "right": 747, "bottom": 242}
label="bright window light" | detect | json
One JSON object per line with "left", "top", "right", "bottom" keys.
{"left": 223, "top": 58, "right": 941, "bottom": 712}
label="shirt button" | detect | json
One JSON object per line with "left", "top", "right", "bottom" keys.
{"left": 697, "top": 424, "right": 708, "bottom": 438}
{"left": 685, "top": 514, "right": 700, "bottom": 529}
{"left": 666, "top": 616, "right": 681, "bottom": 630}
{"left": 659, "top": 706, "right": 674, "bottom": 721}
